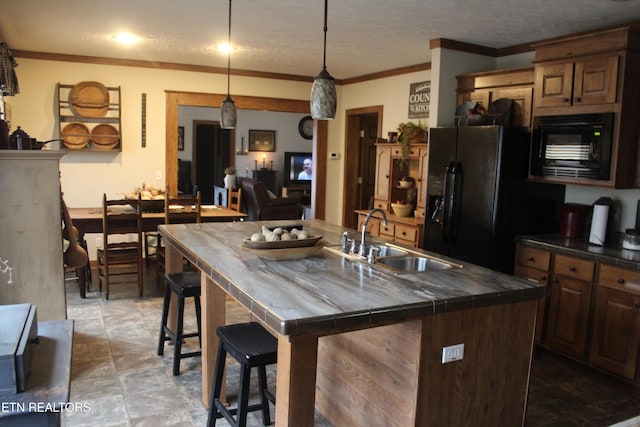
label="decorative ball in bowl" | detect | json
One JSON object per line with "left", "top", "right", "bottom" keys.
{"left": 391, "top": 203, "right": 413, "bottom": 217}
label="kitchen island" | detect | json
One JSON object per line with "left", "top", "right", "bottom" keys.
{"left": 158, "top": 219, "right": 544, "bottom": 427}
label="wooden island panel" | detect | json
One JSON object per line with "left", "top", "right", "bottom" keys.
{"left": 314, "top": 300, "right": 537, "bottom": 427}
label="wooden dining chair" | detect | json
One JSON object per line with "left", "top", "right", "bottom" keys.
{"left": 97, "top": 193, "right": 143, "bottom": 300}
{"left": 156, "top": 191, "right": 201, "bottom": 286}
{"left": 228, "top": 187, "right": 242, "bottom": 212}
{"left": 61, "top": 194, "right": 90, "bottom": 298}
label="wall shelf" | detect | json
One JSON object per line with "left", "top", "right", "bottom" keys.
{"left": 56, "top": 83, "right": 122, "bottom": 152}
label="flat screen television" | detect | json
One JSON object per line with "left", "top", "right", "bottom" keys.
{"left": 284, "top": 152, "right": 313, "bottom": 186}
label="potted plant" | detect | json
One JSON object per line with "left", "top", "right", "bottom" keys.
{"left": 223, "top": 166, "right": 237, "bottom": 189}
{"left": 396, "top": 121, "right": 428, "bottom": 170}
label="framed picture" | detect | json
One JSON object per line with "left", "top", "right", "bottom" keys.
{"left": 248, "top": 129, "right": 276, "bottom": 152}
{"left": 177, "top": 126, "right": 184, "bottom": 151}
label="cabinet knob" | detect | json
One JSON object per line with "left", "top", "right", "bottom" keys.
{"left": 574, "top": 97, "right": 582, "bottom": 103}
{"left": 569, "top": 266, "right": 577, "bottom": 272}
{"left": 541, "top": 275, "right": 547, "bottom": 281}
{"left": 562, "top": 97, "right": 571, "bottom": 103}
{"left": 527, "top": 256, "right": 535, "bottom": 262}
{"left": 618, "top": 278, "right": 625, "bottom": 284}
{"left": 636, "top": 302, "right": 640, "bottom": 309}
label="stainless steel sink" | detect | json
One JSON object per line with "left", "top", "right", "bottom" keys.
{"left": 323, "top": 243, "right": 408, "bottom": 258}
{"left": 373, "top": 245, "right": 408, "bottom": 257}
{"left": 375, "top": 255, "right": 454, "bottom": 273}
{"left": 323, "top": 242, "right": 459, "bottom": 274}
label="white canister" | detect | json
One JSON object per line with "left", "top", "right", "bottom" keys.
{"left": 589, "top": 204, "right": 609, "bottom": 246}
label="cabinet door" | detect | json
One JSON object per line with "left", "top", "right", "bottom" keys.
{"left": 534, "top": 62, "right": 574, "bottom": 108}
{"left": 573, "top": 55, "right": 618, "bottom": 106}
{"left": 415, "top": 146, "right": 429, "bottom": 215}
{"left": 462, "top": 89, "right": 490, "bottom": 111}
{"left": 590, "top": 286, "right": 640, "bottom": 380}
{"left": 374, "top": 145, "right": 391, "bottom": 203}
{"left": 546, "top": 274, "right": 593, "bottom": 358}
{"left": 493, "top": 86, "right": 533, "bottom": 128}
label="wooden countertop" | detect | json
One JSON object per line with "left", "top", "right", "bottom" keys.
{"left": 159, "top": 219, "right": 544, "bottom": 336}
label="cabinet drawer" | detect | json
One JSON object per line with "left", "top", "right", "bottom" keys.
{"left": 514, "top": 265, "right": 549, "bottom": 285}
{"left": 380, "top": 223, "right": 395, "bottom": 238}
{"left": 390, "top": 147, "right": 420, "bottom": 158}
{"left": 395, "top": 225, "right": 417, "bottom": 243}
{"left": 553, "top": 254, "right": 594, "bottom": 282}
{"left": 515, "top": 245, "right": 551, "bottom": 271}
{"left": 373, "top": 199, "right": 389, "bottom": 211}
{"left": 598, "top": 264, "right": 640, "bottom": 297}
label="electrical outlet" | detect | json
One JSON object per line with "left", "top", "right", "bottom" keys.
{"left": 95, "top": 236, "right": 103, "bottom": 249}
{"left": 442, "top": 343, "right": 464, "bottom": 364}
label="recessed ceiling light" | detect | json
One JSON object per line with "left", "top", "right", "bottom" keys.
{"left": 218, "top": 43, "right": 234, "bottom": 54}
{"left": 113, "top": 33, "right": 139, "bottom": 45}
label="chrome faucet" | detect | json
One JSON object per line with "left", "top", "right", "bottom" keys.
{"left": 358, "top": 208, "right": 388, "bottom": 257}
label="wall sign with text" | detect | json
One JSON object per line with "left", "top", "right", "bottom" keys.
{"left": 408, "top": 81, "right": 430, "bottom": 119}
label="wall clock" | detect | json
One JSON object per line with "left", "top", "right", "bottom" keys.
{"left": 298, "top": 115, "right": 313, "bottom": 140}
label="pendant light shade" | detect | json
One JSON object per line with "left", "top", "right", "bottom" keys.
{"left": 310, "top": 0, "right": 336, "bottom": 120}
{"left": 220, "top": 0, "right": 237, "bottom": 129}
{"left": 220, "top": 95, "right": 237, "bottom": 129}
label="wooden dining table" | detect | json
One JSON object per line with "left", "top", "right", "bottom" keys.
{"left": 68, "top": 205, "right": 246, "bottom": 297}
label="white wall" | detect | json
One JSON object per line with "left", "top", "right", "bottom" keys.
{"left": 178, "top": 106, "right": 312, "bottom": 192}
{"left": 5, "top": 58, "right": 311, "bottom": 209}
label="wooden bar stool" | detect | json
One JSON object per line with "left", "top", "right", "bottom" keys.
{"left": 207, "top": 322, "right": 277, "bottom": 427}
{"left": 157, "top": 271, "right": 202, "bottom": 376}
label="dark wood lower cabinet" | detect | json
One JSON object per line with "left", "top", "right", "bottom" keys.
{"left": 515, "top": 242, "right": 640, "bottom": 385}
{"left": 545, "top": 275, "right": 593, "bottom": 358}
{"left": 590, "top": 286, "right": 640, "bottom": 380}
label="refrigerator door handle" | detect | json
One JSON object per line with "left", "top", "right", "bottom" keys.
{"left": 442, "top": 161, "right": 455, "bottom": 242}
{"left": 448, "top": 161, "right": 463, "bottom": 244}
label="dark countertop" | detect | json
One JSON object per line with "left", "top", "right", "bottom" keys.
{"left": 516, "top": 234, "right": 640, "bottom": 270}
{"left": 159, "top": 219, "right": 545, "bottom": 336}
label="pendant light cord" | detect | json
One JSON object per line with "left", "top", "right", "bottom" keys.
{"left": 322, "top": 0, "right": 328, "bottom": 70}
{"left": 227, "top": 0, "right": 232, "bottom": 96}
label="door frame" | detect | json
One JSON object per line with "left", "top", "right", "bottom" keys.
{"left": 165, "top": 91, "right": 327, "bottom": 219}
{"left": 342, "top": 105, "right": 383, "bottom": 228}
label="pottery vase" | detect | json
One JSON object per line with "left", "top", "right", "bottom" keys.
{"left": 224, "top": 174, "right": 236, "bottom": 189}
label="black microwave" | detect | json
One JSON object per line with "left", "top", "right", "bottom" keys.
{"left": 531, "top": 113, "right": 614, "bottom": 181}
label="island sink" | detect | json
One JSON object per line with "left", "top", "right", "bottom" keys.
{"left": 323, "top": 242, "right": 460, "bottom": 274}
{"left": 375, "top": 255, "right": 454, "bottom": 273}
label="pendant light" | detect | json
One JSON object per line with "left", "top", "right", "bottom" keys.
{"left": 220, "top": 0, "right": 237, "bottom": 129}
{"left": 310, "top": 0, "right": 336, "bottom": 120}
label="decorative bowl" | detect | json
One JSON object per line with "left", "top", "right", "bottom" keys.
{"left": 398, "top": 179, "right": 413, "bottom": 189}
{"left": 391, "top": 203, "right": 413, "bottom": 217}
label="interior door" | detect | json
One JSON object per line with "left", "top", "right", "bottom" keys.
{"left": 194, "top": 121, "right": 231, "bottom": 204}
{"left": 359, "top": 114, "right": 379, "bottom": 211}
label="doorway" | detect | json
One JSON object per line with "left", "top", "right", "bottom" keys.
{"left": 192, "top": 121, "right": 232, "bottom": 204}
{"left": 165, "top": 92, "right": 327, "bottom": 219}
{"left": 342, "top": 106, "right": 383, "bottom": 229}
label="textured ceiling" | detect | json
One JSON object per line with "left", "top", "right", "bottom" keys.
{"left": 1, "top": 0, "right": 639, "bottom": 79}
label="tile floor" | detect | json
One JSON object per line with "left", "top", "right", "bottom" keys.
{"left": 62, "top": 268, "right": 640, "bottom": 426}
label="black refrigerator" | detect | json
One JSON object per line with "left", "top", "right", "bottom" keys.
{"left": 423, "top": 126, "right": 565, "bottom": 274}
